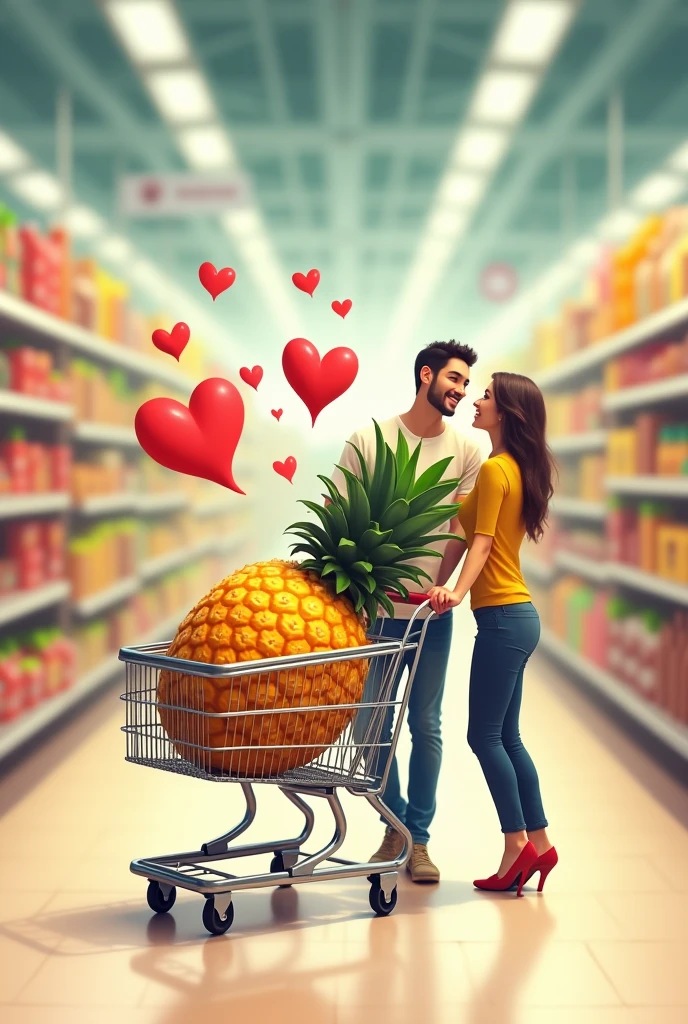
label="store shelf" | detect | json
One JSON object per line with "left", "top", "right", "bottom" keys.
{"left": 555, "top": 550, "right": 609, "bottom": 584}
{"left": 606, "top": 475, "right": 688, "bottom": 498}
{"left": 72, "top": 422, "right": 139, "bottom": 447}
{"left": 0, "top": 289, "right": 196, "bottom": 392}
{"left": 606, "top": 562, "right": 688, "bottom": 607}
{"left": 537, "top": 296, "right": 688, "bottom": 390}
{"left": 550, "top": 497, "right": 607, "bottom": 521}
{"left": 0, "top": 580, "right": 70, "bottom": 628}
{"left": 193, "top": 496, "right": 237, "bottom": 517}
{"left": 75, "top": 493, "right": 137, "bottom": 516}
{"left": 72, "top": 576, "right": 138, "bottom": 618}
{"left": 520, "top": 555, "right": 555, "bottom": 584}
{"left": 0, "top": 492, "right": 70, "bottom": 519}
{"left": 139, "top": 538, "right": 213, "bottom": 581}
{"left": 136, "top": 493, "right": 189, "bottom": 514}
{"left": 539, "top": 628, "right": 688, "bottom": 761}
{"left": 602, "top": 373, "right": 688, "bottom": 412}
{"left": 0, "top": 389, "right": 73, "bottom": 421}
{"left": 550, "top": 430, "right": 607, "bottom": 455}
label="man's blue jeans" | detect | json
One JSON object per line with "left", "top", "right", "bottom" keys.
{"left": 356, "top": 612, "right": 453, "bottom": 845}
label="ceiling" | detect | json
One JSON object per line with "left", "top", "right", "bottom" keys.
{"left": 0, "top": 0, "right": 687, "bottom": 355}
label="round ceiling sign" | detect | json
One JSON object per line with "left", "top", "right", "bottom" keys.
{"left": 480, "top": 262, "right": 519, "bottom": 303}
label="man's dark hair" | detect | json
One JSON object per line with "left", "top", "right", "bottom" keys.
{"left": 414, "top": 340, "right": 478, "bottom": 393}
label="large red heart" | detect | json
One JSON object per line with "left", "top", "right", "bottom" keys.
{"left": 282, "top": 338, "right": 359, "bottom": 426}
{"left": 199, "top": 262, "right": 236, "bottom": 300}
{"left": 331, "top": 299, "right": 353, "bottom": 319}
{"left": 151, "top": 322, "right": 190, "bottom": 361}
{"left": 292, "top": 269, "right": 320, "bottom": 297}
{"left": 135, "top": 377, "right": 245, "bottom": 494}
{"left": 239, "top": 365, "right": 263, "bottom": 390}
{"left": 273, "top": 456, "right": 296, "bottom": 483}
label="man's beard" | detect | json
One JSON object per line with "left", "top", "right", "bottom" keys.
{"left": 427, "top": 377, "right": 459, "bottom": 417}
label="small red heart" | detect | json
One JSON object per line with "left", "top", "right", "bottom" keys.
{"left": 332, "top": 299, "right": 353, "bottom": 319}
{"left": 151, "top": 322, "right": 190, "bottom": 361}
{"left": 239, "top": 365, "right": 263, "bottom": 390}
{"left": 135, "top": 377, "right": 245, "bottom": 494}
{"left": 292, "top": 269, "right": 320, "bottom": 297}
{"left": 282, "top": 338, "right": 359, "bottom": 426}
{"left": 273, "top": 456, "right": 296, "bottom": 483}
{"left": 199, "top": 262, "right": 236, "bottom": 300}
{"left": 271, "top": 408, "right": 283, "bottom": 421}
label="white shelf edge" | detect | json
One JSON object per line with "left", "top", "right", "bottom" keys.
{"left": 136, "top": 493, "right": 189, "bottom": 514}
{"left": 520, "top": 556, "right": 555, "bottom": 584}
{"left": 606, "top": 563, "right": 688, "bottom": 608}
{"left": 139, "top": 539, "right": 214, "bottom": 581}
{"left": 72, "top": 577, "right": 139, "bottom": 618}
{"left": 0, "top": 581, "right": 71, "bottom": 628}
{"left": 550, "top": 497, "right": 607, "bottom": 520}
{"left": 0, "top": 390, "right": 74, "bottom": 421}
{"left": 555, "top": 550, "right": 609, "bottom": 584}
{"left": 73, "top": 422, "right": 139, "bottom": 446}
{"left": 0, "top": 493, "right": 71, "bottom": 519}
{"left": 539, "top": 628, "right": 688, "bottom": 760}
{"left": 0, "top": 289, "right": 197, "bottom": 392}
{"left": 605, "top": 475, "right": 688, "bottom": 498}
{"left": 536, "top": 297, "right": 688, "bottom": 390}
{"left": 550, "top": 430, "right": 607, "bottom": 455}
{"left": 602, "top": 373, "right": 688, "bottom": 412}
{"left": 75, "top": 493, "right": 138, "bottom": 516}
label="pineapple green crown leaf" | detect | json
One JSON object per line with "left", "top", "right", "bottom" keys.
{"left": 286, "top": 420, "right": 464, "bottom": 622}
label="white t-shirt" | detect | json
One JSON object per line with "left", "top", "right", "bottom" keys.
{"left": 329, "top": 416, "right": 482, "bottom": 619}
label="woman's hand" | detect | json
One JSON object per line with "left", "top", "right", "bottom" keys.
{"left": 427, "top": 586, "right": 461, "bottom": 615}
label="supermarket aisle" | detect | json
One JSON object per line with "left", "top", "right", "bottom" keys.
{"left": 0, "top": 603, "right": 686, "bottom": 1024}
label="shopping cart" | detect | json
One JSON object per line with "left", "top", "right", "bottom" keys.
{"left": 118, "top": 592, "right": 434, "bottom": 935}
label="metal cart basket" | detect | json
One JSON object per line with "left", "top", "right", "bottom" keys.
{"left": 119, "top": 594, "right": 434, "bottom": 935}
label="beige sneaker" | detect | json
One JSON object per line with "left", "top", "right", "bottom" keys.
{"left": 407, "top": 844, "right": 440, "bottom": 883}
{"left": 370, "top": 825, "right": 406, "bottom": 864}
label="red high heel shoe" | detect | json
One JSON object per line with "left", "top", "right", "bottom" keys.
{"left": 510, "top": 846, "right": 559, "bottom": 892}
{"left": 474, "top": 841, "right": 539, "bottom": 898}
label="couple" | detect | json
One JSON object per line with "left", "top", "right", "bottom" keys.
{"left": 330, "top": 341, "right": 558, "bottom": 897}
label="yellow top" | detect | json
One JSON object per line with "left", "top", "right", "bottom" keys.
{"left": 458, "top": 452, "right": 531, "bottom": 611}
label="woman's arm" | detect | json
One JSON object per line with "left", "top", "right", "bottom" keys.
{"left": 434, "top": 512, "right": 468, "bottom": 586}
{"left": 428, "top": 533, "right": 493, "bottom": 613}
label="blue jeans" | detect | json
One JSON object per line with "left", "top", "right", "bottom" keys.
{"left": 468, "top": 602, "right": 548, "bottom": 834}
{"left": 357, "top": 612, "right": 453, "bottom": 845}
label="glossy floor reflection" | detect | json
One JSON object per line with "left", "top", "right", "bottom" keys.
{"left": 0, "top": 601, "right": 686, "bottom": 1024}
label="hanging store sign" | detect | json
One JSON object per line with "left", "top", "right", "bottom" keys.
{"left": 118, "top": 173, "right": 250, "bottom": 217}
{"left": 480, "top": 262, "right": 519, "bottom": 303}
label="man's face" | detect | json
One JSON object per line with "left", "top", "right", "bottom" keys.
{"left": 424, "top": 358, "right": 471, "bottom": 417}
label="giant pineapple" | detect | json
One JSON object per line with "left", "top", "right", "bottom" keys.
{"left": 158, "top": 423, "right": 462, "bottom": 777}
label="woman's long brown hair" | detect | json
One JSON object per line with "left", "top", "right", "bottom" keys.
{"left": 491, "top": 372, "right": 556, "bottom": 543}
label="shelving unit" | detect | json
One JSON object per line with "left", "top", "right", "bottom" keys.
{"left": 137, "top": 493, "right": 189, "bottom": 514}
{"left": 75, "top": 493, "right": 138, "bottom": 517}
{"left": 555, "top": 550, "right": 608, "bottom": 584}
{"left": 550, "top": 497, "right": 607, "bottom": 520}
{"left": 520, "top": 555, "right": 554, "bottom": 584}
{"left": 72, "top": 422, "right": 139, "bottom": 446}
{"left": 0, "top": 580, "right": 71, "bottom": 628}
{"left": 0, "top": 390, "right": 73, "bottom": 421}
{"left": 550, "top": 430, "right": 607, "bottom": 455}
{"left": 602, "top": 373, "right": 688, "bottom": 412}
{"left": 0, "top": 493, "right": 70, "bottom": 519}
{"left": 539, "top": 629, "right": 688, "bottom": 762}
{"left": 72, "top": 576, "right": 139, "bottom": 618}
{"left": 605, "top": 563, "right": 688, "bottom": 608}
{"left": 606, "top": 476, "right": 688, "bottom": 498}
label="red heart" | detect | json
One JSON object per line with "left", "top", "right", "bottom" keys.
{"left": 135, "top": 377, "right": 245, "bottom": 494}
{"left": 199, "top": 262, "right": 236, "bottom": 300}
{"left": 292, "top": 269, "right": 320, "bottom": 297}
{"left": 273, "top": 456, "right": 296, "bottom": 483}
{"left": 239, "top": 365, "right": 263, "bottom": 390}
{"left": 271, "top": 408, "right": 283, "bottom": 421}
{"left": 151, "top": 322, "right": 190, "bottom": 361}
{"left": 331, "top": 299, "right": 353, "bottom": 319}
{"left": 282, "top": 338, "right": 359, "bottom": 426}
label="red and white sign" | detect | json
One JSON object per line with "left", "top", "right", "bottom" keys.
{"left": 480, "top": 262, "right": 519, "bottom": 303}
{"left": 118, "top": 173, "right": 250, "bottom": 217}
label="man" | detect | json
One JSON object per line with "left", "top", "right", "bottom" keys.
{"left": 329, "top": 340, "right": 482, "bottom": 883}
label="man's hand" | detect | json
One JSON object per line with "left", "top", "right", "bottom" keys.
{"left": 427, "top": 585, "right": 461, "bottom": 615}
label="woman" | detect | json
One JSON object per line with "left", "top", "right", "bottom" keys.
{"left": 428, "top": 372, "right": 558, "bottom": 897}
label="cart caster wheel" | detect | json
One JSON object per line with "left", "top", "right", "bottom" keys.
{"left": 202, "top": 897, "right": 234, "bottom": 936}
{"left": 368, "top": 880, "right": 397, "bottom": 917}
{"left": 146, "top": 881, "right": 176, "bottom": 914}
{"left": 270, "top": 853, "right": 292, "bottom": 889}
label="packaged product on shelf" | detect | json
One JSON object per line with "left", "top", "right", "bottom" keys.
{"left": 607, "top": 499, "right": 638, "bottom": 565}
{"left": 0, "top": 203, "right": 20, "bottom": 296}
{"left": 639, "top": 503, "right": 670, "bottom": 574}
{"left": 2, "top": 427, "right": 29, "bottom": 492}
{"left": 659, "top": 611, "right": 688, "bottom": 724}
{"left": 0, "top": 557, "right": 17, "bottom": 594}
{"left": 607, "top": 427, "right": 637, "bottom": 476}
{"left": 0, "top": 640, "right": 22, "bottom": 722}
{"left": 657, "top": 524, "right": 688, "bottom": 584}
{"left": 7, "top": 519, "right": 44, "bottom": 589}
{"left": 73, "top": 620, "right": 110, "bottom": 678}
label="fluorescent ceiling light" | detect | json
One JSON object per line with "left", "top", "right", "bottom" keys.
{"left": 222, "top": 207, "right": 262, "bottom": 239}
{"left": 566, "top": 237, "right": 599, "bottom": 267}
{"left": 0, "top": 130, "right": 29, "bottom": 174}
{"left": 177, "top": 126, "right": 235, "bottom": 170}
{"left": 440, "top": 171, "right": 486, "bottom": 206}
{"left": 62, "top": 205, "right": 106, "bottom": 239}
{"left": 492, "top": 1, "right": 576, "bottom": 66}
{"left": 428, "top": 208, "right": 468, "bottom": 239}
{"left": 470, "top": 69, "right": 537, "bottom": 125}
{"left": 104, "top": 0, "right": 189, "bottom": 65}
{"left": 668, "top": 140, "right": 688, "bottom": 173}
{"left": 453, "top": 126, "right": 510, "bottom": 171}
{"left": 630, "top": 171, "right": 686, "bottom": 210}
{"left": 597, "top": 208, "right": 642, "bottom": 241}
{"left": 146, "top": 68, "right": 214, "bottom": 124}
{"left": 97, "top": 235, "right": 133, "bottom": 264}
{"left": 9, "top": 170, "right": 63, "bottom": 210}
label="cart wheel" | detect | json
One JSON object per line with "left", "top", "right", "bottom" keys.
{"left": 146, "top": 881, "right": 176, "bottom": 914}
{"left": 202, "top": 897, "right": 234, "bottom": 936}
{"left": 368, "top": 880, "right": 398, "bottom": 917}
{"left": 270, "top": 854, "right": 284, "bottom": 873}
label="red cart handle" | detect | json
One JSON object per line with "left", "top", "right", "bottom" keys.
{"left": 385, "top": 591, "right": 429, "bottom": 605}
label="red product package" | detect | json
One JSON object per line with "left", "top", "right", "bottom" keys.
{"left": 50, "top": 445, "right": 72, "bottom": 491}
{"left": 2, "top": 430, "right": 30, "bottom": 492}
{"left": 0, "top": 649, "right": 23, "bottom": 722}
{"left": 21, "top": 657, "right": 44, "bottom": 709}
{"left": 7, "top": 519, "right": 42, "bottom": 556}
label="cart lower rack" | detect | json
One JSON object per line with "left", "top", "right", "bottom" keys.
{"left": 119, "top": 595, "right": 433, "bottom": 934}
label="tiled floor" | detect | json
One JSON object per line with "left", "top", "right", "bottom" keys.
{"left": 0, "top": 600, "right": 686, "bottom": 1024}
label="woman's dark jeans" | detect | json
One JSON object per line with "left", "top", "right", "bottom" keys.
{"left": 468, "top": 602, "right": 548, "bottom": 834}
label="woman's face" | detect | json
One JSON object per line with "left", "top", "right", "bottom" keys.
{"left": 473, "top": 383, "right": 501, "bottom": 431}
